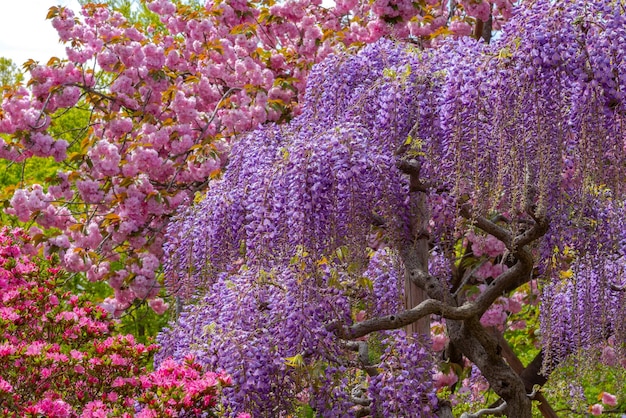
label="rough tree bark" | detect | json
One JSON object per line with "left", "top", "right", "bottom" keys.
{"left": 344, "top": 155, "right": 551, "bottom": 417}
{"left": 494, "top": 333, "right": 557, "bottom": 418}
{"left": 402, "top": 167, "right": 541, "bottom": 416}
{"left": 403, "top": 157, "right": 431, "bottom": 337}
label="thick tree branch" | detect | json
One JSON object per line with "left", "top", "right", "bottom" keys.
{"left": 448, "top": 317, "right": 532, "bottom": 417}
{"left": 355, "top": 166, "right": 549, "bottom": 417}
{"left": 397, "top": 155, "right": 432, "bottom": 336}
{"left": 345, "top": 247, "right": 536, "bottom": 339}
{"left": 437, "top": 401, "right": 454, "bottom": 418}
{"left": 472, "top": 256, "right": 532, "bottom": 314}
{"left": 397, "top": 158, "right": 429, "bottom": 192}
{"left": 345, "top": 299, "right": 475, "bottom": 339}
{"left": 403, "top": 255, "right": 448, "bottom": 301}
{"left": 492, "top": 331, "right": 557, "bottom": 418}
{"left": 513, "top": 216, "right": 550, "bottom": 248}
{"left": 345, "top": 341, "right": 379, "bottom": 377}
{"left": 460, "top": 205, "right": 512, "bottom": 248}
{"left": 461, "top": 401, "right": 507, "bottom": 418}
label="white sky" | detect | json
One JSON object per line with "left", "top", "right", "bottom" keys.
{"left": 0, "top": 0, "right": 81, "bottom": 68}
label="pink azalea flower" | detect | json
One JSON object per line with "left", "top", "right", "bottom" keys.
{"left": 0, "top": 377, "right": 13, "bottom": 393}
{"left": 35, "top": 398, "right": 73, "bottom": 417}
{"left": 25, "top": 341, "right": 46, "bottom": 356}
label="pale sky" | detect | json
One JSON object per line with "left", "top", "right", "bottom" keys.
{"left": 0, "top": 1, "right": 81, "bottom": 68}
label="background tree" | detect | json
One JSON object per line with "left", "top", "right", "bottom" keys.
{"left": 157, "top": 0, "right": 626, "bottom": 416}
{"left": 0, "top": 57, "right": 23, "bottom": 87}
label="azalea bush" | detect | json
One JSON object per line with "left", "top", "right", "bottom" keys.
{"left": 0, "top": 227, "right": 233, "bottom": 417}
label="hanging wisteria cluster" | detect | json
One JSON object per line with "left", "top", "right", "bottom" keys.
{"left": 161, "top": 0, "right": 626, "bottom": 415}
{"left": 540, "top": 198, "right": 626, "bottom": 370}
{"left": 160, "top": 40, "right": 440, "bottom": 416}
{"left": 163, "top": 40, "right": 430, "bottom": 297}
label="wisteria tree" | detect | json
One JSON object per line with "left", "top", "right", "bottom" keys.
{"left": 0, "top": 0, "right": 508, "bottom": 311}
{"left": 157, "top": 0, "right": 626, "bottom": 416}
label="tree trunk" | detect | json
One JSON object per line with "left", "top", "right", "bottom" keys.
{"left": 396, "top": 161, "right": 540, "bottom": 418}
{"left": 494, "top": 332, "right": 557, "bottom": 418}
{"left": 449, "top": 318, "right": 532, "bottom": 417}
{"left": 404, "top": 166, "right": 430, "bottom": 336}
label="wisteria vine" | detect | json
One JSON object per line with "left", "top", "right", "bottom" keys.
{"left": 160, "top": 0, "right": 626, "bottom": 415}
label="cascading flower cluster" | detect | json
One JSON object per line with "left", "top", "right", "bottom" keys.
{"left": 368, "top": 332, "right": 438, "bottom": 416}
{"left": 160, "top": 39, "right": 445, "bottom": 416}
{"left": 426, "top": 0, "right": 626, "bottom": 384}
{"left": 163, "top": 38, "right": 445, "bottom": 297}
{"left": 431, "top": 0, "right": 626, "bottom": 405}
{"left": 365, "top": 248, "right": 405, "bottom": 316}
{"left": 0, "top": 227, "right": 236, "bottom": 417}
{"left": 158, "top": 260, "right": 359, "bottom": 415}
{"left": 540, "top": 199, "right": 626, "bottom": 369}
{"left": 161, "top": 0, "right": 626, "bottom": 413}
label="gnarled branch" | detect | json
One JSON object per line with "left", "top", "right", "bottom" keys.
{"left": 460, "top": 401, "right": 507, "bottom": 418}
{"left": 344, "top": 298, "right": 477, "bottom": 339}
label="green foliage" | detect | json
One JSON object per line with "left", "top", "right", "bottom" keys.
{"left": 77, "top": 0, "right": 164, "bottom": 29}
{"left": 116, "top": 298, "right": 173, "bottom": 346}
{"left": 0, "top": 157, "right": 59, "bottom": 190}
{"left": 0, "top": 57, "right": 23, "bottom": 87}
{"left": 63, "top": 271, "right": 114, "bottom": 303}
{"left": 542, "top": 351, "right": 625, "bottom": 416}
{"left": 505, "top": 287, "right": 541, "bottom": 366}
{"left": 48, "top": 105, "right": 91, "bottom": 147}
{"left": 295, "top": 404, "right": 317, "bottom": 418}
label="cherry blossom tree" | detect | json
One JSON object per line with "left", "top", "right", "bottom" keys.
{"left": 0, "top": 0, "right": 512, "bottom": 310}
{"left": 157, "top": 0, "right": 626, "bottom": 416}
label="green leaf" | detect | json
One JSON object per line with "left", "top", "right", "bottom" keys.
{"left": 284, "top": 353, "right": 304, "bottom": 368}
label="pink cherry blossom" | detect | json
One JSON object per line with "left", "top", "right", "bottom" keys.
{"left": 433, "top": 369, "right": 458, "bottom": 389}
{"left": 590, "top": 403, "right": 604, "bottom": 415}
{"left": 601, "top": 391, "right": 617, "bottom": 406}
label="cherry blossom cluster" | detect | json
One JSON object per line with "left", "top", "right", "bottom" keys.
{"left": 589, "top": 391, "right": 618, "bottom": 415}
{"left": 0, "top": 227, "right": 237, "bottom": 417}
